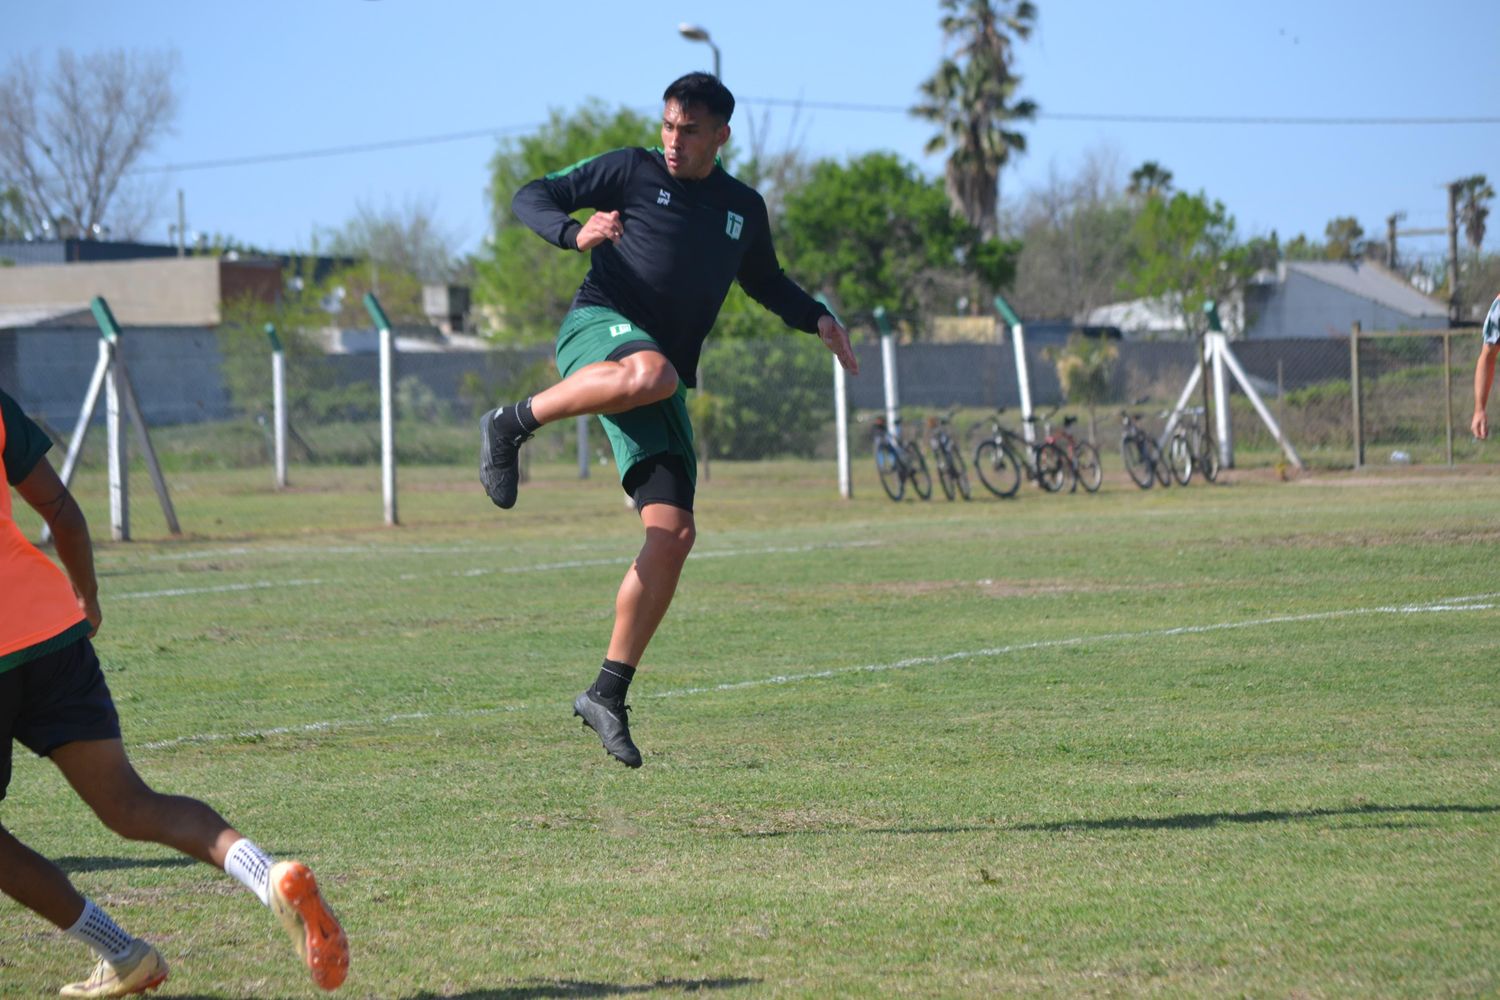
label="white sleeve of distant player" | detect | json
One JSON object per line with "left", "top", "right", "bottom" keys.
{"left": 1485, "top": 296, "right": 1500, "bottom": 345}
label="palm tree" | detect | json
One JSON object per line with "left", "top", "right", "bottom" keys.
{"left": 1127, "top": 161, "right": 1175, "bottom": 200}
{"left": 912, "top": 0, "right": 1038, "bottom": 241}
{"left": 1455, "top": 174, "right": 1493, "bottom": 251}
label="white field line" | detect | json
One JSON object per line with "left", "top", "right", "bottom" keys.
{"left": 134, "top": 592, "right": 1499, "bottom": 753}
{"left": 115, "top": 540, "right": 881, "bottom": 600}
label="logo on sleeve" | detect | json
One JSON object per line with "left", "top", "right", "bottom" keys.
{"left": 609, "top": 323, "right": 634, "bottom": 338}
{"left": 725, "top": 211, "right": 744, "bottom": 240}
{"left": 657, "top": 189, "right": 671, "bottom": 206}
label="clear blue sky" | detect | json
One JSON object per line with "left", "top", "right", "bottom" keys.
{"left": 7, "top": 0, "right": 1499, "bottom": 265}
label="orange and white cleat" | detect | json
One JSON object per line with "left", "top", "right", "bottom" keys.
{"left": 59, "top": 939, "right": 168, "bottom": 998}
{"left": 268, "top": 860, "right": 349, "bottom": 991}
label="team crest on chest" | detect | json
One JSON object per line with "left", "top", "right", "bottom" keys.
{"left": 725, "top": 211, "right": 744, "bottom": 240}
{"left": 657, "top": 189, "right": 671, "bottom": 206}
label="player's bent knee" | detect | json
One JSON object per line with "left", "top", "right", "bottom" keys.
{"left": 623, "top": 353, "right": 678, "bottom": 404}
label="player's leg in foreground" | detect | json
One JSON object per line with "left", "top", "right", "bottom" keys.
{"left": 479, "top": 349, "right": 678, "bottom": 508}
{"left": 45, "top": 736, "right": 349, "bottom": 991}
{"left": 575, "top": 496, "right": 695, "bottom": 767}
{"left": 0, "top": 824, "right": 168, "bottom": 997}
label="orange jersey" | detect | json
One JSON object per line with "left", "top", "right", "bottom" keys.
{"left": 1, "top": 396, "right": 86, "bottom": 665}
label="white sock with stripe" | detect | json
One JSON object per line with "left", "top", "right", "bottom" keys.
{"left": 224, "top": 837, "right": 275, "bottom": 907}
{"left": 65, "top": 899, "right": 136, "bottom": 963}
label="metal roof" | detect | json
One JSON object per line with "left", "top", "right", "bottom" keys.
{"left": 0, "top": 303, "right": 93, "bottom": 329}
{"left": 1285, "top": 261, "right": 1447, "bottom": 318}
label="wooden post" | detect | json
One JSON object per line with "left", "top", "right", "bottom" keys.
{"left": 1447, "top": 182, "right": 1461, "bottom": 325}
{"left": 1349, "top": 321, "right": 1364, "bottom": 468}
{"left": 1443, "top": 332, "right": 1454, "bottom": 466}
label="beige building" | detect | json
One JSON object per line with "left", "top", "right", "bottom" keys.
{"left": 0, "top": 256, "right": 281, "bottom": 326}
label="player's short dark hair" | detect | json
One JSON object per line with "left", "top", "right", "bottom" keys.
{"left": 663, "top": 72, "right": 734, "bottom": 124}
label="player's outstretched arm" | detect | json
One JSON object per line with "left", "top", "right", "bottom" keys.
{"left": 16, "top": 457, "right": 100, "bottom": 635}
{"left": 1474, "top": 342, "right": 1499, "bottom": 440}
{"left": 817, "top": 313, "right": 859, "bottom": 375}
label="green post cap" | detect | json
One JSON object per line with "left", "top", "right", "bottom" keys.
{"left": 89, "top": 296, "right": 122, "bottom": 342}
{"left": 871, "top": 305, "right": 893, "bottom": 337}
{"left": 1203, "top": 299, "right": 1224, "bottom": 332}
{"left": 264, "top": 322, "right": 283, "bottom": 351}
{"left": 363, "top": 292, "right": 393, "bottom": 331}
{"left": 814, "top": 293, "right": 844, "bottom": 327}
{"left": 992, "top": 295, "right": 1021, "bottom": 327}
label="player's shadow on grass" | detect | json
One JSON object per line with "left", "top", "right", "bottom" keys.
{"left": 52, "top": 855, "right": 200, "bottom": 874}
{"left": 740, "top": 803, "right": 1498, "bottom": 838}
{"left": 402, "top": 977, "right": 759, "bottom": 999}
{"left": 1011, "top": 802, "right": 1500, "bottom": 833}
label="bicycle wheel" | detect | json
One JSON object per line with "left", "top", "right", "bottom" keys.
{"left": 1073, "top": 441, "right": 1104, "bottom": 493}
{"left": 1168, "top": 431, "right": 1193, "bottom": 485}
{"left": 875, "top": 441, "right": 904, "bottom": 501}
{"left": 935, "top": 444, "right": 956, "bottom": 500}
{"left": 973, "top": 439, "right": 1021, "bottom": 498}
{"left": 1121, "top": 434, "right": 1155, "bottom": 489}
{"left": 949, "top": 443, "right": 972, "bottom": 500}
{"left": 1198, "top": 431, "right": 1221, "bottom": 482}
{"left": 904, "top": 441, "right": 933, "bottom": 500}
{"left": 1035, "top": 442, "right": 1072, "bottom": 493}
{"left": 1146, "top": 436, "right": 1172, "bottom": 487}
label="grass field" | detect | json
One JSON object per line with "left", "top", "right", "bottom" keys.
{"left": 3, "top": 458, "right": 1498, "bottom": 998}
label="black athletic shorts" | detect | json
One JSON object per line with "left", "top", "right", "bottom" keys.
{"left": 622, "top": 452, "right": 695, "bottom": 512}
{"left": 0, "top": 637, "right": 120, "bottom": 802}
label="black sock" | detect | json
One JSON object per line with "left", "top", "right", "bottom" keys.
{"left": 591, "top": 659, "right": 636, "bottom": 703}
{"left": 495, "top": 396, "right": 540, "bottom": 436}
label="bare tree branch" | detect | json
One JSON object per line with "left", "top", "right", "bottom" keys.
{"left": 0, "top": 47, "right": 179, "bottom": 238}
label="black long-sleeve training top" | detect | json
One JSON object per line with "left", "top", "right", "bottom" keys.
{"left": 511, "top": 146, "right": 830, "bottom": 386}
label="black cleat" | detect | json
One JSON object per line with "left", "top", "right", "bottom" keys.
{"left": 573, "top": 690, "right": 642, "bottom": 768}
{"left": 479, "top": 407, "right": 532, "bottom": 509}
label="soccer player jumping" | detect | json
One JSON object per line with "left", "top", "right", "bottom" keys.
{"left": 480, "top": 73, "right": 857, "bottom": 768}
{"left": 0, "top": 387, "right": 349, "bottom": 996}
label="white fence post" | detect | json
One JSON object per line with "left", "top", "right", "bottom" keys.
{"left": 266, "top": 323, "right": 288, "bottom": 489}
{"left": 874, "top": 306, "right": 900, "bottom": 436}
{"left": 364, "top": 293, "right": 399, "bottom": 526}
{"left": 995, "top": 296, "right": 1035, "bottom": 444}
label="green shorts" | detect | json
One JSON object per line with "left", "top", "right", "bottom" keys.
{"left": 555, "top": 306, "right": 697, "bottom": 487}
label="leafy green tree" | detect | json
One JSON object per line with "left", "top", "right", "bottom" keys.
{"left": 696, "top": 336, "right": 829, "bottom": 458}
{"left": 1048, "top": 332, "right": 1117, "bottom": 440}
{"left": 1323, "top": 216, "right": 1365, "bottom": 261}
{"left": 779, "top": 151, "right": 1005, "bottom": 327}
{"left": 912, "top": 0, "right": 1038, "bottom": 240}
{"left": 0, "top": 185, "right": 35, "bottom": 240}
{"left": 472, "top": 102, "right": 657, "bottom": 344}
{"left": 1283, "top": 232, "right": 1323, "bottom": 261}
{"left": 1126, "top": 190, "right": 1250, "bottom": 337}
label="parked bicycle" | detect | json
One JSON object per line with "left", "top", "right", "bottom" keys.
{"left": 971, "top": 408, "right": 1071, "bottom": 497}
{"left": 927, "top": 411, "right": 971, "bottom": 501}
{"left": 870, "top": 413, "right": 932, "bottom": 502}
{"left": 1038, "top": 407, "right": 1103, "bottom": 493}
{"left": 1165, "top": 406, "right": 1220, "bottom": 485}
{"left": 1120, "top": 408, "right": 1169, "bottom": 490}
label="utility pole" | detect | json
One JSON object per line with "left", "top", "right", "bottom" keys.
{"left": 1447, "top": 180, "right": 1462, "bottom": 325}
{"left": 1386, "top": 213, "right": 1400, "bottom": 269}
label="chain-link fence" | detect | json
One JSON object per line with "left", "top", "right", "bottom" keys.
{"left": 3, "top": 319, "right": 1491, "bottom": 532}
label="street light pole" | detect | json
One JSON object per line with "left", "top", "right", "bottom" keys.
{"left": 677, "top": 22, "right": 721, "bottom": 79}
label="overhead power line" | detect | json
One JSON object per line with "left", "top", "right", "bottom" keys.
{"left": 127, "top": 98, "right": 1500, "bottom": 176}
